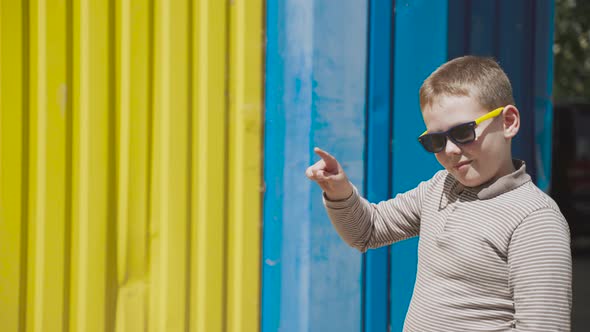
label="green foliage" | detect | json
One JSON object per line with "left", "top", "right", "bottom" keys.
{"left": 554, "top": 0, "right": 590, "bottom": 101}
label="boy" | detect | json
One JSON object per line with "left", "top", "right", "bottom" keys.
{"left": 305, "top": 56, "right": 571, "bottom": 331}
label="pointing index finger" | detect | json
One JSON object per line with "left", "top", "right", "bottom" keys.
{"left": 314, "top": 147, "right": 339, "bottom": 172}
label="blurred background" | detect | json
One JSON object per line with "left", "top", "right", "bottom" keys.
{"left": 552, "top": 0, "right": 590, "bottom": 331}
{"left": 0, "top": 0, "right": 587, "bottom": 331}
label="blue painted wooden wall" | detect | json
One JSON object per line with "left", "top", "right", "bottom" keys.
{"left": 262, "top": 1, "right": 367, "bottom": 331}
{"left": 262, "top": 1, "right": 554, "bottom": 331}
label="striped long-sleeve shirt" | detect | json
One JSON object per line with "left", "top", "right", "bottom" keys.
{"left": 324, "top": 161, "right": 571, "bottom": 331}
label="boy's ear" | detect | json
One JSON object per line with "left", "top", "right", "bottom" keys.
{"left": 502, "top": 105, "right": 520, "bottom": 139}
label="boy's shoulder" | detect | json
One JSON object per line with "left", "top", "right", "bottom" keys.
{"left": 427, "top": 169, "right": 451, "bottom": 187}
{"left": 485, "top": 177, "right": 566, "bottom": 225}
{"left": 513, "top": 180, "right": 563, "bottom": 213}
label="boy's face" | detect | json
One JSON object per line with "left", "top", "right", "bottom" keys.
{"left": 422, "top": 95, "right": 514, "bottom": 187}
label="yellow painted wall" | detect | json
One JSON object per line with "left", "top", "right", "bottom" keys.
{"left": 0, "top": 0, "right": 263, "bottom": 331}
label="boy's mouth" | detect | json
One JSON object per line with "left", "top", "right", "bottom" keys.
{"left": 454, "top": 160, "right": 472, "bottom": 170}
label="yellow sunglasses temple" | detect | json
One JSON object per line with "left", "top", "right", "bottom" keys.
{"left": 474, "top": 106, "right": 505, "bottom": 125}
{"left": 419, "top": 106, "right": 506, "bottom": 137}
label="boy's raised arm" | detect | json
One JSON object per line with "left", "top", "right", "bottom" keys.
{"left": 306, "top": 147, "right": 430, "bottom": 252}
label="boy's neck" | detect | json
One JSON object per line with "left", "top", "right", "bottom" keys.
{"left": 490, "top": 157, "right": 517, "bottom": 184}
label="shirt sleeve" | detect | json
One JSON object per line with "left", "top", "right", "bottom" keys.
{"left": 323, "top": 172, "right": 442, "bottom": 253}
{"left": 508, "top": 208, "right": 572, "bottom": 331}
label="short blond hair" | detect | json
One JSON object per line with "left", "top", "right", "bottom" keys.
{"left": 419, "top": 56, "right": 515, "bottom": 111}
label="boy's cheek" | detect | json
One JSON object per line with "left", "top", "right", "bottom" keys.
{"left": 434, "top": 154, "right": 453, "bottom": 169}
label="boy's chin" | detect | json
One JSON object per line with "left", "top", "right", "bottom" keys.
{"left": 457, "top": 178, "right": 485, "bottom": 188}
{"left": 451, "top": 169, "right": 490, "bottom": 188}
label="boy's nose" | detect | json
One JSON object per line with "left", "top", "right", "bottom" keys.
{"left": 444, "top": 139, "right": 462, "bottom": 155}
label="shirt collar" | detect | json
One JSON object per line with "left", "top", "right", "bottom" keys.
{"left": 453, "top": 160, "right": 531, "bottom": 200}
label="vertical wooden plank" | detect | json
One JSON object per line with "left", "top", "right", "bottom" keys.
{"left": 227, "top": 0, "right": 262, "bottom": 330}
{"left": 261, "top": 0, "right": 289, "bottom": 330}
{"left": 469, "top": 0, "right": 496, "bottom": 56}
{"left": 262, "top": 1, "right": 367, "bottom": 331}
{"left": 533, "top": 0, "right": 555, "bottom": 190}
{"left": 25, "top": 0, "right": 68, "bottom": 330}
{"left": 497, "top": 0, "right": 536, "bottom": 176}
{"left": 116, "top": 0, "right": 131, "bottom": 299}
{"left": 364, "top": 0, "right": 393, "bottom": 331}
{"left": 25, "top": 0, "right": 42, "bottom": 329}
{"left": 309, "top": 2, "right": 367, "bottom": 331}
{"left": 0, "top": 1, "right": 25, "bottom": 331}
{"left": 115, "top": 0, "right": 151, "bottom": 331}
{"left": 69, "top": 0, "right": 111, "bottom": 330}
{"left": 150, "top": 0, "right": 190, "bottom": 330}
{"left": 191, "top": 0, "right": 227, "bottom": 331}
{"left": 447, "top": 0, "right": 468, "bottom": 60}
{"left": 391, "top": 1, "right": 447, "bottom": 331}
{"left": 68, "top": 0, "right": 82, "bottom": 329}
{"left": 148, "top": 0, "right": 162, "bottom": 328}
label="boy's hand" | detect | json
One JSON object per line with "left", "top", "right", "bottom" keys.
{"left": 305, "top": 147, "right": 353, "bottom": 201}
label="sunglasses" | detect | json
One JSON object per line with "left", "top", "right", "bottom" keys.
{"left": 418, "top": 106, "right": 505, "bottom": 153}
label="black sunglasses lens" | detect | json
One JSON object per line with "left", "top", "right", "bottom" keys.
{"left": 450, "top": 123, "right": 476, "bottom": 144}
{"left": 420, "top": 134, "right": 446, "bottom": 153}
